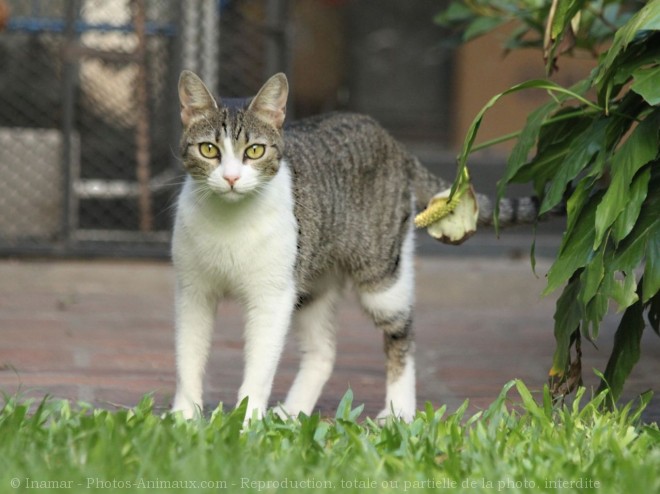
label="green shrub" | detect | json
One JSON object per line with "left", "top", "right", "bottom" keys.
{"left": 438, "top": 0, "right": 660, "bottom": 403}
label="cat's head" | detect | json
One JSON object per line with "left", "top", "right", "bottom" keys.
{"left": 178, "top": 70, "right": 288, "bottom": 201}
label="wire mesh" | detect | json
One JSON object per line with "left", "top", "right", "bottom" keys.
{"left": 0, "top": 0, "right": 286, "bottom": 256}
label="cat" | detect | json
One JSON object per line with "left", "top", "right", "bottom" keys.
{"left": 170, "top": 70, "right": 540, "bottom": 422}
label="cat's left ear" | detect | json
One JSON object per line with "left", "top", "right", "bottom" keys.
{"left": 248, "top": 73, "right": 288, "bottom": 129}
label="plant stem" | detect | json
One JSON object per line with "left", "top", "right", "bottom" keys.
{"left": 470, "top": 108, "right": 598, "bottom": 153}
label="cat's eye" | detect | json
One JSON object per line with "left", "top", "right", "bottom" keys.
{"left": 244, "top": 144, "right": 266, "bottom": 160}
{"left": 199, "top": 142, "right": 220, "bottom": 159}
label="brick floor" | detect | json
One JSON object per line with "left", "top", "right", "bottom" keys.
{"left": 0, "top": 257, "right": 658, "bottom": 423}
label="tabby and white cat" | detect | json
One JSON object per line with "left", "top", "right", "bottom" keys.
{"left": 171, "top": 70, "right": 538, "bottom": 421}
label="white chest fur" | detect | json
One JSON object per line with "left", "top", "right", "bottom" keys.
{"left": 172, "top": 162, "right": 298, "bottom": 299}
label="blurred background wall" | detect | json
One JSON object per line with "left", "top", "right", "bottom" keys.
{"left": 0, "top": 0, "right": 591, "bottom": 257}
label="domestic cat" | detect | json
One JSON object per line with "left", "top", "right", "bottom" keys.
{"left": 171, "top": 70, "right": 539, "bottom": 421}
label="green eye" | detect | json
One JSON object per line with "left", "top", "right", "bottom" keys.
{"left": 244, "top": 144, "right": 266, "bottom": 160}
{"left": 199, "top": 142, "right": 220, "bottom": 159}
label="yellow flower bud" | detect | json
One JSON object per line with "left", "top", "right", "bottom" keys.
{"left": 416, "top": 185, "right": 479, "bottom": 245}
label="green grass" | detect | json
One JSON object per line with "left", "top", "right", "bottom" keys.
{"left": 1, "top": 380, "right": 658, "bottom": 493}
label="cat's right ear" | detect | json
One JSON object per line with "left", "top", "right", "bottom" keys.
{"left": 178, "top": 70, "right": 219, "bottom": 127}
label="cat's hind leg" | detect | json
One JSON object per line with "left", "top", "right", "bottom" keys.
{"left": 282, "top": 282, "right": 341, "bottom": 418}
{"left": 358, "top": 229, "right": 416, "bottom": 422}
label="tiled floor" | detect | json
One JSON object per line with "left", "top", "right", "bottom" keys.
{"left": 1, "top": 256, "right": 658, "bottom": 422}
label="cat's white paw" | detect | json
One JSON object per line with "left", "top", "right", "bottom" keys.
{"left": 376, "top": 406, "right": 416, "bottom": 424}
{"left": 240, "top": 399, "right": 266, "bottom": 426}
{"left": 171, "top": 395, "right": 202, "bottom": 420}
{"left": 274, "top": 404, "right": 293, "bottom": 421}
{"left": 273, "top": 403, "right": 306, "bottom": 423}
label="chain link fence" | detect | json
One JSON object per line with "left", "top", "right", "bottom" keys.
{"left": 0, "top": 0, "right": 288, "bottom": 257}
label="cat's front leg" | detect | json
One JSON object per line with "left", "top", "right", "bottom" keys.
{"left": 172, "top": 280, "right": 218, "bottom": 419}
{"left": 238, "top": 284, "right": 296, "bottom": 421}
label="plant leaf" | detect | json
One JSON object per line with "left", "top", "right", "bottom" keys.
{"left": 612, "top": 166, "right": 651, "bottom": 243}
{"left": 583, "top": 288, "right": 609, "bottom": 339}
{"left": 648, "top": 290, "right": 660, "bottom": 335}
{"left": 596, "top": 36, "right": 660, "bottom": 108}
{"left": 335, "top": 389, "right": 354, "bottom": 421}
{"left": 563, "top": 175, "right": 591, "bottom": 240}
{"left": 550, "top": 0, "right": 583, "bottom": 39}
{"left": 594, "top": 5, "right": 660, "bottom": 113}
{"left": 594, "top": 110, "right": 660, "bottom": 249}
{"left": 540, "top": 119, "right": 608, "bottom": 215}
{"left": 511, "top": 111, "right": 593, "bottom": 197}
{"left": 642, "top": 227, "right": 660, "bottom": 302}
{"left": 599, "top": 0, "right": 660, "bottom": 75}
{"left": 631, "top": 65, "right": 660, "bottom": 105}
{"left": 609, "top": 271, "right": 639, "bottom": 312}
{"left": 613, "top": 41, "right": 660, "bottom": 87}
{"left": 598, "top": 296, "right": 645, "bottom": 404}
{"left": 515, "top": 379, "right": 550, "bottom": 424}
{"left": 611, "top": 175, "right": 660, "bottom": 273}
{"left": 579, "top": 246, "right": 605, "bottom": 306}
{"left": 550, "top": 277, "right": 582, "bottom": 376}
{"left": 497, "top": 101, "right": 563, "bottom": 223}
{"left": 545, "top": 192, "right": 600, "bottom": 295}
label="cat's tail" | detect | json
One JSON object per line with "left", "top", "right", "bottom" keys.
{"left": 411, "top": 158, "right": 554, "bottom": 230}
{"left": 474, "top": 194, "right": 544, "bottom": 228}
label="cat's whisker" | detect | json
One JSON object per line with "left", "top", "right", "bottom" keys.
{"left": 193, "top": 187, "right": 214, "bottom": 208}
{"left": 161, "top": 201, "right": 179, "bottom": 216}
{"left": 168, "top": 144, "right": 183, "bottom": 163}
{"left": 164, "top": 180, "right": 189, "bottom": 189}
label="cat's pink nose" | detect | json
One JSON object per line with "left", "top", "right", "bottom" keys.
{"left": 224, "top": 175, "right": 239, "bottom": 187}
